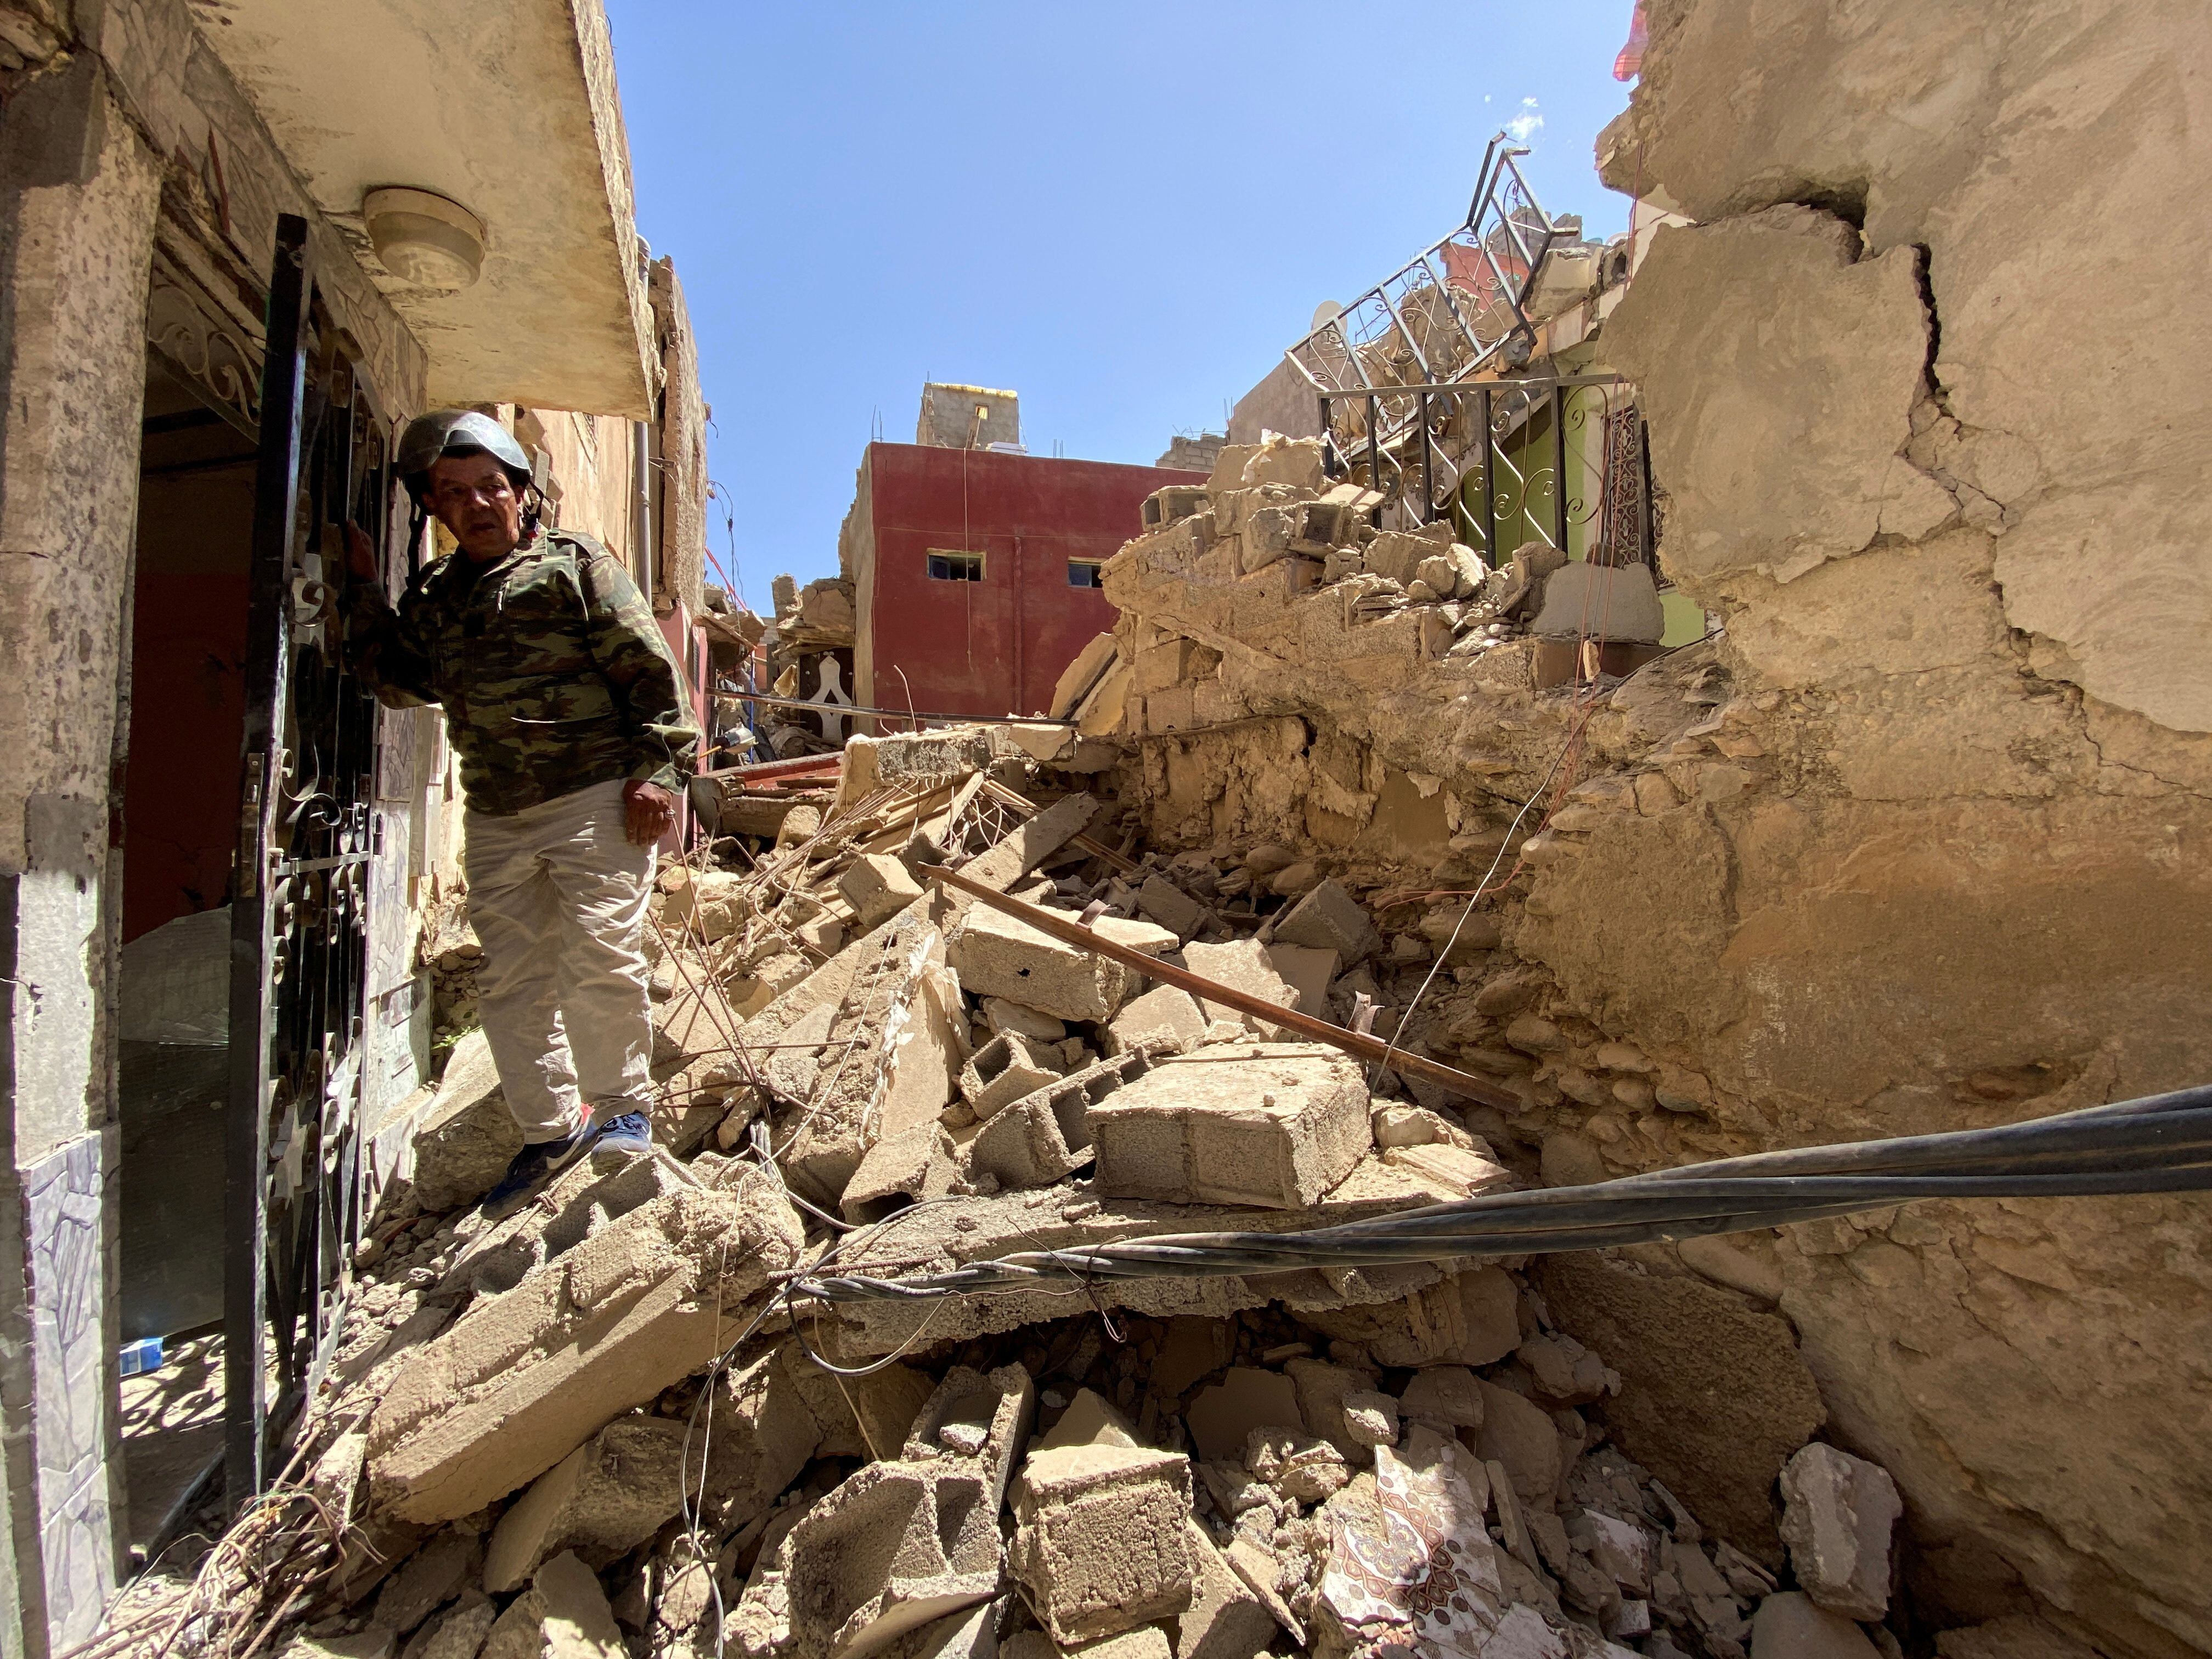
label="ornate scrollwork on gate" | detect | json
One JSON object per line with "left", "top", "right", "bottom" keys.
{"left": 146, "top": 249, "right": 264, "bottom": 434}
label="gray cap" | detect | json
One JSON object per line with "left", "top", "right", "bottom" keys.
{"left": 396, "top": 409, "right": 532, "bottom": 498}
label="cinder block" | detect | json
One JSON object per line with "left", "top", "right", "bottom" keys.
{"left": 1011, "top": 1443, "right": 1195, "bottom": 1645}
{"left": 785, "top": 1462, "right": 1002, "bottom": 1659}
{"left": 959, "top": 1031, "right": 1064, "bottom": 1119}
{"left": 1088, "top": 1044, "right": 1372, "bottom": 1210}
{"left": 967, "top": 1049, "right": 1163, "bottom": 1190}
{"left": 901, "top": 1363, "right": 1037, "bottom": 1506}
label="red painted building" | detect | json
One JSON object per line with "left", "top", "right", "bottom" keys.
{"left": 844, "top": 442, "right": 1205, "bottom": 724}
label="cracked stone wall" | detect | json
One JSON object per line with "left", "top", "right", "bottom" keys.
{"left": 1103, "top": 5, "right": 2212, "bottom": 1655}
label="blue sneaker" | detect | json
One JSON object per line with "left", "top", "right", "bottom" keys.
{"left": 477, "top": 1126, "right": 594, "bottom": 1220}
{"left": 588, "top": 1109, "right": 653, "bottom": 1171}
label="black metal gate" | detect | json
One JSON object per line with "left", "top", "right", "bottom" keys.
{"left": 225, "top": 214, "right": 394, "bottom": 1502}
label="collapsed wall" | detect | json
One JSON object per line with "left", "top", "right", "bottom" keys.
{"left": 1101, "top": 6, "right": 2212, "bottom": 1656}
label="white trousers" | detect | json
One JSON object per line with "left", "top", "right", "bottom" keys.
{"left": 463, "top": 780, "right": 655, "bottom": 1143}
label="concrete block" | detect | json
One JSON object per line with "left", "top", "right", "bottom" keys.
{"left": 1037, "top": 1388, "right": 1140, "bottom": 1454}
{"left": 409, "top": 1029, "right": 523, "bottom": 1213}
{"left": 1102, "top": 986, "right": 1207, "bottom": 1058}
{"left": 948, "top": 905, "right": 1131, "bottom": 1023}
{"left": 843, "top": 1120, "right": 958, "bottom": 1223}
{"left": 1174, "top": 1520, "right": 1276, "bottom": 1659}
{"left": 980, "top": 998, "right": 1066, "bottom": 1042}
{"left": 1184, "top": 1368, "right": 1303, "bottom": 1465}
{"left": 901, "top": 1363, "right": 1037, "bottom": 1505}
{"left": 366, "top": 1185, "right": 803, "bottom": 1522}
{"left": 1284, "top": 1359, "right": 1374, "bottom": 1463}
{"left": 786, "top": 1461, "right": 1002, "bottom": 1659}
{"left": 966, "top": 1049, "right": 1163, "bottom": 1190}
{"left": 1088, "top": 1044, "right": 1372, "bottom": 1210}
{"left": 484, "top": 1418, "right": 689, "bottom": 1592}
{"left": 1136, "top": 875, "right": 1207, "bottom": 942}
{"left": 1299, "top": 1265, "right": 1523, "bottom": 1369}
{"left": 374, "top": 1530, "right": 482, "bottom": 1634}
{"left": 479, "top": 1551, "right": 626, "bottom": 1659}
{"left": 1260, "top": 944, "right": 1336, "bottom": 1016}
{"left": 1142, "top": 687, "right": 1197, "bottom": 735}
{"left": 1137, "top": 637, "right": 1205, "bottom": 695}
{"left": 1779, "top": 1444, "right": 1901, "bottom": 1620}
{"left": 1474, "top": 1381, "right": 1563, "bottom": 1507}
{"left": 958, "top": 793, "right": 1102, "bottom": 896}
{"left": 842, "top": 854, "right": 927, "bottom": 930}
{"left": 1268, "top": 879, "right": 1381, "bottom": 965}
{"left": 1748, "top": 1592, "right": 1881, "bottom": 1659}
{"left": 1177, "top": 940, "right": 1297, "bottom": 1038}
{"left": 1398, "top": 1367, "right": 1484, "bottom": 1431}
{"left": 1012, "top": 1443, "right": 1195, "bottom": 1645}
{"left": 960, "top": 1031, "right": 1064, "bottom": 1119}
{"left": 1530, "top": 561, "right": 1666, "bottom": 645}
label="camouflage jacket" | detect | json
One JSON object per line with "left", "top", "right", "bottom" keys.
{"left": 342, "top": 528, "right": 699, "bottom": 816}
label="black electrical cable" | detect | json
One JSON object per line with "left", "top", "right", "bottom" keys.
{"left": 790, "top": 1084, "right": 2212, "bottom": 1305}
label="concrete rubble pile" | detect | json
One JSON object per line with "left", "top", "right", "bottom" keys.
{"left": 257, "top": 721, "right": 1921, "bottom": 1659}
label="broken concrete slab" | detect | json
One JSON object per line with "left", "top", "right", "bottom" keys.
{"left": 957, "top": 793, "right": 1102, "bottom": 897}
{"left": 960, "top": 1031, "right": 1064, "bottom": 1119}
{"left": 366, "top": 1184, "right": 803, "bottom": 1523}
{"left": 483, "top": 1418, "right": 689, "bottom": 1591}
{"left": 1267, "top": 879, "right": 1381, "bottom": 965}
{"left": 1300, "top": 1265, "right": 1522, "bottom": 1369}
{"left": 1283, "top": 1358, "right": 1371, "bottom": 1463}
{"left": 1102, "top": 985, "right": 1209, "bottom": 1058}
{"left": 785, "top": 1351, "right": 935, "bottom": 1463}
{"left": 407, "top": 1593, "right": 496, "bottom": 1659}
{"left": 1088, "top": 1043, "right": 1372, "bottom": 1210}
{"left": 1153, "top": 1318, "right": 1232, "bottom": 1400}
{"left": 1779, "top": 1443, "right": 1902, "bottom": 1621}
{"left": 786, "top": 1460, "right": 1003, "bottom": 1659}
{"left": 409, "top": 1029, "right": 523, "bottom": 1214}
{"left": 842, "top": 854, "right": 928, "bottom": 930}
{"left": 1184, "top": 1368, "right": 1303, "bottom": 1465}
{"left": 948, "top": 904, "right": 1131, "bottom": 1023}
{"left": 815, "top": 1156, "right": 1469, "bottom": 1359}
{"left": 1012, "top": 1442, "right": 1195, "bottom": 1645}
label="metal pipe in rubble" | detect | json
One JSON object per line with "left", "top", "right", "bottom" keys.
{"left": 792, "top": 1082, "right": 2212, "bottom": 1304}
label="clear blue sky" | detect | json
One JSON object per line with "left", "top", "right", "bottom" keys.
{"left": 601, "top": 2, "right": 1639, "bottom": 607}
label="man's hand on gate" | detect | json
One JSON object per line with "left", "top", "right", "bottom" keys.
{"left": 344, "top": 522, "right": 378, "bottom": 580}
{"left": 623, "top": 780, "right": 678, "bottom": 846}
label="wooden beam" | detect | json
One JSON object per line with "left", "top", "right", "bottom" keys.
{"left": 927, "top": 864, "right": 1520, "bottom": 1109}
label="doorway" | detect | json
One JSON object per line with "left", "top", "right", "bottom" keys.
{"left": 114, "top": 350, "right": 259, "bottom": 1556}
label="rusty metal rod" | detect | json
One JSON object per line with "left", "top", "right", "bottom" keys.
{"left": 925, "top": 864, "right": 1519, "bottom": 1109}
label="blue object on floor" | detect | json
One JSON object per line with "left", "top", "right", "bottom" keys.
{"left": 119, "top": 1337, "right": 163, "bottom": 1378}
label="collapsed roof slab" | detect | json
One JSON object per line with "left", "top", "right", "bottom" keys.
{"left": 190, "top": 0, "right": 655, "bottom": 416}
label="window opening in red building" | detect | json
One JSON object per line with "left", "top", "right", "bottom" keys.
{"left": 1066, "top": 560, "right": 1104, "bottom": 588}
{"left": 926, "top": 550, "right": 984, "bottom": 582}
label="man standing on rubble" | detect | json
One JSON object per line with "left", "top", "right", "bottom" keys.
{"left": 341, "top": 410, "right": 699, "bottom": 1217}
